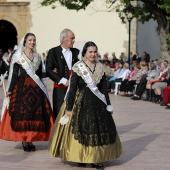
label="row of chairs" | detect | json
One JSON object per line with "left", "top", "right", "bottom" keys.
{"left": 114, "top": 82, "right": 137, "bottom": 95}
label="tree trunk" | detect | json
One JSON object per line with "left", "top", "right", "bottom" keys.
{"left": 159, "top": 26, "right": 170, "bottom": 61}
{"left": 154, "top": 9, "right": 170, "bottom": 61}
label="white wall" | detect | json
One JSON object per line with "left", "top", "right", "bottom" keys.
{"left": 27, "top": 0, "right": 128, "bottom": 59}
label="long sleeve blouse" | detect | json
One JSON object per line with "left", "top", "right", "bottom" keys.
{"left": 117, "top": 69, "right": 130, "bottom": 80}
{"left": 136, "top": 67, "right": 148, "bottom": 84}
{"left": 147, "top": 70, "right": 160, "bottom": 80}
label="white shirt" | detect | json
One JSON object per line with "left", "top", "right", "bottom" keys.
{"left": 118, "top": 69, "right": 130, "bottom": 80}
{"left": 58, "top": 47, "right": 72, "bottom": 85}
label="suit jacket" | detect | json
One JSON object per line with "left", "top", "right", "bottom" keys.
{"left": 46, "top": 45, "right": 79, "bottom": 84}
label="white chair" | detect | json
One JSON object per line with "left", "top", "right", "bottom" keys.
{"left": 114, "top": 82, "right": 121, "bottom": 95}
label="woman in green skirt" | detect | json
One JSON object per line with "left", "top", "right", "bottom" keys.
{"left": 48, "top": 41, "right": 123, "bottom": 169}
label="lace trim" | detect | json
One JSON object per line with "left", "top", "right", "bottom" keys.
{"left": 72, "top": 60, "right": 105, "bottom": 84}
{"left": 71, "top": 89, "right": 116, "bottom": 147}
{"left": 22, "top": 52, "right": 42, "bottom": 72}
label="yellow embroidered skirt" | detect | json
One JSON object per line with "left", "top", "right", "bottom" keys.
{"left": 48, "top": 101, "right": 123, "bottom": 163}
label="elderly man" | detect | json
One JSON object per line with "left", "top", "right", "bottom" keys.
{"left": 46, "top": 28, "right": 79, "bottom": 118}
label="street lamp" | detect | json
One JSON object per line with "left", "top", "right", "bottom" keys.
{"left": 124, "top": 4, "right": 135, "bottom": 68}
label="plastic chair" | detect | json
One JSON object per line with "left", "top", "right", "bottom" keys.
{"left": 114, "top": 82, "right": 121, "bottom": 95}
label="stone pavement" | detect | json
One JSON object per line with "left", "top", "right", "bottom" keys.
{"left": 0, "top": 79, "right": 170, "bottom": 170}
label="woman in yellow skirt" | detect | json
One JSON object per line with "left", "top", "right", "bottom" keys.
{"left": 48, "top": 41, "right": 123, "bottom": 169}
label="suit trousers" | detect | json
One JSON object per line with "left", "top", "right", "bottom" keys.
{"left": 53, "top": 87, "right": 67, "bottom": 119}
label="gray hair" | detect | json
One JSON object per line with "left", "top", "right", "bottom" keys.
{"left": 149, "top": 62, "right": 156, "bottom": 70}
{"left": 161, "top": 62, "right": 168, "bottom": 69}
{"left": 60, "top": 28, "right": 72, "bottom": 43}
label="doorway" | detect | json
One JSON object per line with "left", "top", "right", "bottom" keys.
{"left": 0, "top": 20, "right": 17, "bottom": 52}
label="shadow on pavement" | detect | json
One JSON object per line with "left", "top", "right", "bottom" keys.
{"left": 117, "top": 123, "right": 142, "bottom": 135}
{"left": 107, "top": 134, "right": 159, "bottom": 167}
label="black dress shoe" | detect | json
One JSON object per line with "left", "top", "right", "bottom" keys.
{"left": 29, "top": 144, "right": 36, "bottom": 151}
{"left": 160, "top": 102, "right": 167, "bottom": 106}
{"left": 133, "top": 96, "right": 140, "bottom": 100}
{"left": 165, "top": 105, "right": 170, "bottom": 109}
{"left": 91, "top": 163, "right": 104, "bottom": 169}
{"left": 22, "top": 142, "right": 31, "bottom": 152}
{"left": 131, "top": 96, "right": 140, "bottom": 100}
{"left": 78, "top": 163, "right": 86, "bottom": 167}
{"left": 130, "top": 96, "right": 135, "bottom": 99}
{"left": 127, "top": 94, "right": 133, "bottom": 97}
{"left": 155, "top": 98, "right": 162, "bottom": 104}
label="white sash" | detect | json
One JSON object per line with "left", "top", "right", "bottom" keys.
{"left": 77, "top": 62, "right": 107, "bottom": 105}
{"left": 17, "top": 53, "right": 50, "bottom": 101}
{"left": 2, "top": 56, "right": 10, "bottom": 66}
{"left": 1, "top": 72, "right": 10, "bottom": 121}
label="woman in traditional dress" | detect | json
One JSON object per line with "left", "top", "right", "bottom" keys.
{"left": 48, "top": 41, "right": 123, "bottom": 169}
{"left": 0, "top": 33, "right": 54, "bottom": 152}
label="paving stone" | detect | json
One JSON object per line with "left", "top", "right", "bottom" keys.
{"left": 0, "top": 79, "right": 170, "bottom": 170}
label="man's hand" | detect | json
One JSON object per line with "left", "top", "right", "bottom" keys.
{"left": 65, "top": 80, "right": 70, "bottom": 87}
{"left": 53, "top": 68, "right": 58, "bottom": 73}
{"left": 6, "top": 92, "right": 11, "bottom": 97}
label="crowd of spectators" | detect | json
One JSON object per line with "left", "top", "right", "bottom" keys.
{"left": 101, "top": 51, "right": 170, "bottom": 109}
{"left": 1, "top": 48, "right": 170, "bottom": 110}
{"left": 0, "top": 48, "right": 15, "bottom": 81}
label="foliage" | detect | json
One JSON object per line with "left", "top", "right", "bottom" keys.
{"left": 41, "top": 0, "right": 170, "bottom": 23}
{"left": 158, "top": 0, "right": 170, "bottom": 20}
{"left": 41, "top": 0, "right": 170, "bottom": 53}
{"left": 41, "top": 0, "right": 93, "bottom": 10}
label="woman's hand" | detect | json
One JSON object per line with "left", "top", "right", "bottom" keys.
{"left": 66, "top": 111, "right": 72, "bottom": 117}
{"left": 6, "top": 92, "right": 11, "bottom": 97}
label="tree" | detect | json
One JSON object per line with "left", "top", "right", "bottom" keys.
{"left": 41, "top": 0, "right": 170, "bottom": 60}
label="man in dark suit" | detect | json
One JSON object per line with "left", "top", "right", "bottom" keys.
{"left": 46, "top": 29, "right": 79, "bottom": 118}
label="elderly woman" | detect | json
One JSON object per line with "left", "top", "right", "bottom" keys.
{"left": 143, "top": 62, "right": 160, "bottom": 101}
{"left": 110, "top": 63, "right": 130, "bottom": 94}
{"left": 131, "top": 61, "right": 148, "bottom": 100}
{"left": 119, "top": 62, "right": 140, "bottom": 96}
{"left": 107, "top": 61, "right": 123, "bottom": 92}
{"left": 151, "top": 62, "right": 169, "bottom": 104}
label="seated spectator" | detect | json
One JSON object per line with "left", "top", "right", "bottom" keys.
{"left": 107, "top": 60, "right": 123, "bottom": 89}
{"left": 148, "top": 62, "right": 168, "bottom": 103}
{"left": 109, "top": 63, "right": 130, "bottom": 94}
{"left": 119, "top": 62, "right": 140, "bottom": 96}
{"left": 143, "top": 62, "right": 160, "bottom": 101}
{"left": 103, "top": 52, "right": 109, "bottom": 60}
{"left": 103, "top": 60, "right": 112, "bottom": 78}
{"left": 130, "top": 61, "right": 148, "bottom": 100}
{"left": 152, "top": 62, "right": 170, "bottom": 104}
{"left": 110, "top": 60, "right": 116, "bottom": 69}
